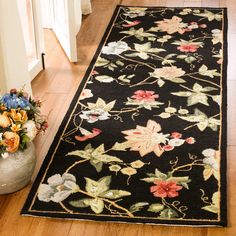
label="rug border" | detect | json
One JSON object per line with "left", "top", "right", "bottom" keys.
{"left": 21, "top": 5, "right": 228, "bottom": 227}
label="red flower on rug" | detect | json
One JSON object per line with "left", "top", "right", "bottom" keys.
{"left": 150, "top": 180, "right": 183, "bottom": 198}
{"left": 131, "top": 90, "right": 159, "bottom": 102}
{"left": 75, "top": 128, "right": 102, "bottom": 141}
{"left": 177, "top": 44, "right": 199, "bottom": 52}
{"left": 170, "top": 132, "right": 182, "bottom": 139}
{"left": 185, "top": 137, "right": 196, "bottom": 144}
{"left": 122, "top": 20, "right": 141, "bottom": 27}
{"left": 162, "top": 145, "right": 174, "bottom": 151}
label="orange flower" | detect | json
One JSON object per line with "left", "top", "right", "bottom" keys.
{"left": 10, "top": 109, "right": 28, "bottom": 123}
{"left": 0, "top": 112, "right": 11, "bottom": 128}
{"left": 0, "top": 105, "right": 7, "bottom": 111}
{"left": 11, "top": 124, "right": 22, "bottom": 132}
{"left": 3, "top": 131, "right": 20, "bottom": 153}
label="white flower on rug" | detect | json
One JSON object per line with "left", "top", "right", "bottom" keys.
{"left": 79, "top": 89, "right": 93, "bottom": 100}
{"left": 38, "top": 173, "right": 79, "bottom": 203}
{"left": 211, "top": 29, "right": 223, "bottom": 45}
{"left": 125, "top": 42, "right": 166, "bottom": 60}
{"left": 202, "top": 148, "right": 219, "bottom": 180}
{"left": 80, "top": 108, "right": 110, "bottom": 123}
{"left": 102, "top": 41, "right": 131, "bottom": 55}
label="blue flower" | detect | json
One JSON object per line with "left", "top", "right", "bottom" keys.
{"left": 0, "top": 94, "right": 31, "bottom": 109}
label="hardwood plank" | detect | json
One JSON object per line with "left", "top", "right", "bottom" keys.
{"left": 121, "top": 0, "right": 166, "bottom": 5}
{"left": 227, "top": 81, "right": 236, "bottom": 146}
{"left": 201, "top": 0, "right": 219, "bottom": 7}
{"left": 166, "top": 0, "right": 185, "bottom": 7}
{"left": 219, "top": 0, "right": 227, "bottom": 7}
{"left": 184, "top": 0, "right": 202, "bottom": 7}
{"left": 227, "top": 34, "right": 236, "bottom": 81}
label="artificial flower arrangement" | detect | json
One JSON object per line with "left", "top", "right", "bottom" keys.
{"left": 0, "top": 89, "right": 48, "bottom": 158}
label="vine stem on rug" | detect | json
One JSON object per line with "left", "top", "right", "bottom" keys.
{"left": 129, "top": 76, "right": 154, "bottom": 87}
{"left": 59, "top": 202, "right": 74, "bottom": 214}
{"left": 170, "top": 160, "right": 205, "bottom": 174}
{"left": 190, "top": 36, "right": 213, "bottom": 41}
{"left": 184, "top": 74, "right": 220, "bottom": 88}
{"left": 65, "top": 159, "right": 89, "bottom": 173}
{"left": 161, "top": 198, "right": 186, "bottom": 218}
{"left": 128, "top": 49, "right": 173, "bottom": 66}
{"left": 118, "top": 55, "right": 156, "bottom": 70}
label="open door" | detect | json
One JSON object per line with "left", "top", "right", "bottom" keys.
{"left": 18, "top": 0, "right": 45, "bottom": 80}
{"left": 52, "top": 0, "right": 80, "bottom": 62}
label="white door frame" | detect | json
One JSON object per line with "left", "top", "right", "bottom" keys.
{"left": 51, "top": 0, "right": 78, "bottom": 62}
{"left": 28, "top": 0, "right": 45, "bottom": 80}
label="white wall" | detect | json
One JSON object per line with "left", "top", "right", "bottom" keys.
{"left": 0, "top": 39, "right": 7, "bottom": 94}
{"left": 0, "top": 0, "right": 32, "bottom": 95}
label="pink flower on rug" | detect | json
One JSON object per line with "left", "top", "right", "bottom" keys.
{"left": 177, "top": 44, "right": 199, "bottom": 52}
{"left": 185, "top": 137, "right": 196, "bottom": 144}
{"left": 75, "top": 128, "right": 102, "bottom": 141}
{"left": 131, "top": 90, "right": 159, "bottom": 102}
{"left": 91, "top": 70, "right": 99, "bottom": 75}
{"left": 79, "top": 89, "right": 93, "bottom": 100}
{"left": 199, "top": 24, "right": 207, "bottom": 28}
{"left": 150, "top": 180, "right": 183, "bottom": 198}
{"left": 170, "top": 132, "right": 182, "bottom": 139}
{"left": 122, "top": 20, "right": 141, "bottom": 27}
{"left": 163, "top": 145, "right": 174, "bottom": 151}
{"left": 151, "top": 66, "right": 186, "bottom": 80}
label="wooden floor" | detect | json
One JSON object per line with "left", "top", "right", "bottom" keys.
{"left": 0, "top": 0, "right": 235, "bottom": 235}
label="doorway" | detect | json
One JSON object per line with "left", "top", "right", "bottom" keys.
{"left": 18, "top": 0, "right": 44, "bottom": 81}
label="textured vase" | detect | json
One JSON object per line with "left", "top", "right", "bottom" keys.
{"left": 0, "top": 142, "right": 36, "bottom": 194}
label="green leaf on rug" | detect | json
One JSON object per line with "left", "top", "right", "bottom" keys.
{"left": 129, "top": 202, "right": 149, "bottom": 213}
{"left": 148, "top": 204, "right": 164, "bottom": 213}
{"left": 66, "top": 150, "right": 91, "bottom": 159}
{"left": 95, "top": 75, "right": 114, "bottom": 83}
{"left": 99, "top": 190, "right": 131, "bottom": 199}
{"left": 199, "top": 65, "right": 220, "bottom": 78}
{"left": 69, "top": 198, "right": 92, "bottom": 208}
{"left": 85, "top": 176, "right": 111, "bottom": 197}
{"left": 95, "top": 57, "right": 109, "bottom": 67}
{"left": 93, "top": 154, "right": 123, "bottom": 163}
{"left": 89, "top": 198, "right": 105, "bottom": 214}
{"left": 112, "top": 141, "right": 130, "bottom": 151}
{"left": 159, "top": 208, "right": 179, "bottom": 218}
{"left": 90, "top": 159, "right": 103, "bottom": 172}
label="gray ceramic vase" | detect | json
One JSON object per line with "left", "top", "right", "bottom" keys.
{"left": 0, "top": 142, "right": 36, "bottom": 194}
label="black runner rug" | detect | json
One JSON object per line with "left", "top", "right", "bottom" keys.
{"left": 22, "top": 5, "right": 227, "bottom": 227}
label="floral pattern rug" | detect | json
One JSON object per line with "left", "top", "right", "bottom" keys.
{"left": 21, "top": 6, "right": 227, "bottom": 227}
